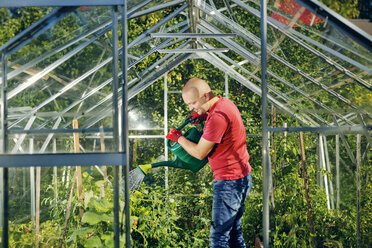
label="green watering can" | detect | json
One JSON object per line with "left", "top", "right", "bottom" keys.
{"left": 137, "top": 118, "right": 208, "bottom": 175}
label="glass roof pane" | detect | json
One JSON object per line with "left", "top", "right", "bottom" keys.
{"left": 196, "top": 0, "right": 371, "bottom": 126}
{"left": 128, "top": 5, "right": 189, "bottom": 67}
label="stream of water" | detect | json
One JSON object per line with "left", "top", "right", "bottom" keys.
{"left": 128, "top": 167, "right": 145, "bottom": 192}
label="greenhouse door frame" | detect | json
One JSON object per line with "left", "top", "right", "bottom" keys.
{"left": 0, "top": 1, "right": 131, "bottom": 248}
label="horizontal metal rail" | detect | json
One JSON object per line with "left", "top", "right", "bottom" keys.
{"left": 0, "top": 152, "right": 126, "bottom": 168}
{"left": 0, "top": 0, "right": 123, "bottom": 7}
{"left": 8, "top": 127, "right": 114, "bottom": 135}
{"left": 151, "top": 33, "right": 237, "bottom": 38}
{"left": 157, "top": 48, "right": 229, "bottom": 53}
{"left": 269, "top": 125, "right": 371, "bottom": 134}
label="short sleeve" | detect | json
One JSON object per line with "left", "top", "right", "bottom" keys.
{"left": 202, "top": 112, "right": 228, "bottom": 143}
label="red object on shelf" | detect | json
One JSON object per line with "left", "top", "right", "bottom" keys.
{"left": 270, "top": 0, "right": 323, "bottom": 27}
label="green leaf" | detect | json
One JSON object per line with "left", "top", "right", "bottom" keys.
{"left": 82, "top": 211, "right": 112, "bottom": 225}
{"left": 68, "top": 227, "right": 94, "bottom": 242}
{"left": 93, "top": 197, "right": 111, "bottom": 212}
{"left": 84, "top": 236, "right": 102, "bottom": 248}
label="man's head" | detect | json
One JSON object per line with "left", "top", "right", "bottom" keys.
{"left": 182, "top": 78, "right": 214, "bottom": 115}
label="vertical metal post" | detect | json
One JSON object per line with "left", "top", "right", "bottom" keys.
{"left": 336, "top": 135, "right": 340, "bottom": 209}
{"left": 319, "top": 135, "right": 330, "bottom": 209}
{"left": 317, "top": 134, "right": 323, "bottom": 187}
{"left": 260, "top": 0, "right": 270, "bottom": 246}
{"left": 121, "top": 2, "right": 131, "bottom": 247}
{"left": 164, "top": 73, "right": 168, "bottom": 190}
{"left": 30, "top": 139, "right": 35, "bottom": 221}
{"left": 1, "top": 53, "right": 9, "bottom": 248}
{"left": 53, "top": 139, "right": 58, "bottom": 203}
{"left": 356, "top": 134, "right": 361, "bottom": 248}
{"left": 0, "top": 168, "right": 2, "bottom": 228}
{"left": 225, "top": 73, "right": 229, "bottom": 99}
{"left": 323, "top": 136, "right": 334, "bottom": 209}
{"left": 112, "top": 6, "right": 120, "bottom": 248}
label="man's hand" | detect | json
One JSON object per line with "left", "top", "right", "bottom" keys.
{"left": 166, "top": 128, "right": 183, "bottom": 143}
{"left": 186, "top": 113, "right": 207, "bottom": 125}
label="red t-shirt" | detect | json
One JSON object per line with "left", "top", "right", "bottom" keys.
{"left": 202, "top": 97, "right": 251, "bottom": 181}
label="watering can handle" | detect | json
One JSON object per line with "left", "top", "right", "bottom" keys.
{"left": 176, "top": 118, "right": 191, "bottom": 131}
{"left": 166, "top": 118, "right": 191, "bottom": 149}
{"left": 167, "top": 118, "right": 205, "bottom": 149}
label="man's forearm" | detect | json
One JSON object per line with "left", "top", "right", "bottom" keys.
{"left": 178, "top": 136, "right": 206, "bottom": 160}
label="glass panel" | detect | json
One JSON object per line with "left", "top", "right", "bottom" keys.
{"left": 8, "top": 165, "right": 117, "bottom": 247}
{"left": 197, "top": 0, "right": 371, "bottom": 125}
{"left": 128, "top": 9, "right": 189, "bottom": 67}
{"left": 2, "top": 6, "right": 121, "bottom": 154}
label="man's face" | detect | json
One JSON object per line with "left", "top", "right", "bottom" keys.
{"left": 182, "top": 89, "right": 208, "bottom": 115}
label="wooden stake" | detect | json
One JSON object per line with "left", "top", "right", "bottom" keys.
{"left": 99, "top": 124, "right": 108, "bottom": 185}
{"left": 73, "top": 120, "right": 84, "bottom": 218}
{"left": 59, "top": 171, "right": 77, "bottom": 248}
{"left": 299, "top": 132, "right": 316, "bottom": 246}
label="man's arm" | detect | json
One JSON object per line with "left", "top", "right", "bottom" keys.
{"left": 177, "top": 136, "right": 215, "bottom": 160}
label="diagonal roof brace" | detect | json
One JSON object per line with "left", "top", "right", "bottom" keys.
{"left": 157, "top": 48, "right": 229, "bottom": 53}
{"left": 150, "top": 33, "right": 237, "bottom": 38}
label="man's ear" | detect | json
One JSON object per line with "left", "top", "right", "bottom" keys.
{"left": 204, "top": 92, "right": 210, "bottom": 101}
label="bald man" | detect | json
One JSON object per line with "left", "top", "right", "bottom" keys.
{"left": 166, "top": 78, "right": 252, "bottom": 248}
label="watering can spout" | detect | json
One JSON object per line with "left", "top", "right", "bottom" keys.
{"left": 137, "top": 164, "right": 152, "bottom": 176}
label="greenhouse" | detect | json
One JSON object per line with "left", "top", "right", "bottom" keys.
{"left": 0, "top": 0, "right": 371, "bottom": 247}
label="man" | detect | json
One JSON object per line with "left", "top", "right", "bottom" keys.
{"left": 166, "top": 77, "right": 252, "bottom": 248}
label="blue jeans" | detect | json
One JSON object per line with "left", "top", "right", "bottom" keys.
{"left": 210, "top": 173, "right": 253, "bottom": 248}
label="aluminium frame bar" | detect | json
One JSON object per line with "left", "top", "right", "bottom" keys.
{"left": 268, "top": 125, "right": 371, "bottom": 134}
{"left": 1, "top": 51, "right": 9, "bottom": 248}
{"left": 0, "top": 0, "right": 123, "bottom": 7}
{"left": 357, "top": 114, "right": 372, "bottom": 148}
{"left": 332, "top": 115, "right": 357, "bottom": 164}
{"left": 129, "top": 0, "right": 186, "bottom": 19}
{"left": 111, "top": 7, "right": 120, "bottom": 247}
{"left": 157, "top": 48, "right": 229, "bottom": 53}
{"left": 260, "top": 0, "right": 270, "bottom": 245}
{"left": 121, "top": 3, "right": 131, "bottom": 247}
{"left": 151, "top": 33, "right": 237, "bottom": 38}
{"left": 8, "top": 127, "right": 114, "bottom": 135}
{"left": 0, "top": 152, "right": 126, "bottom": 168}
